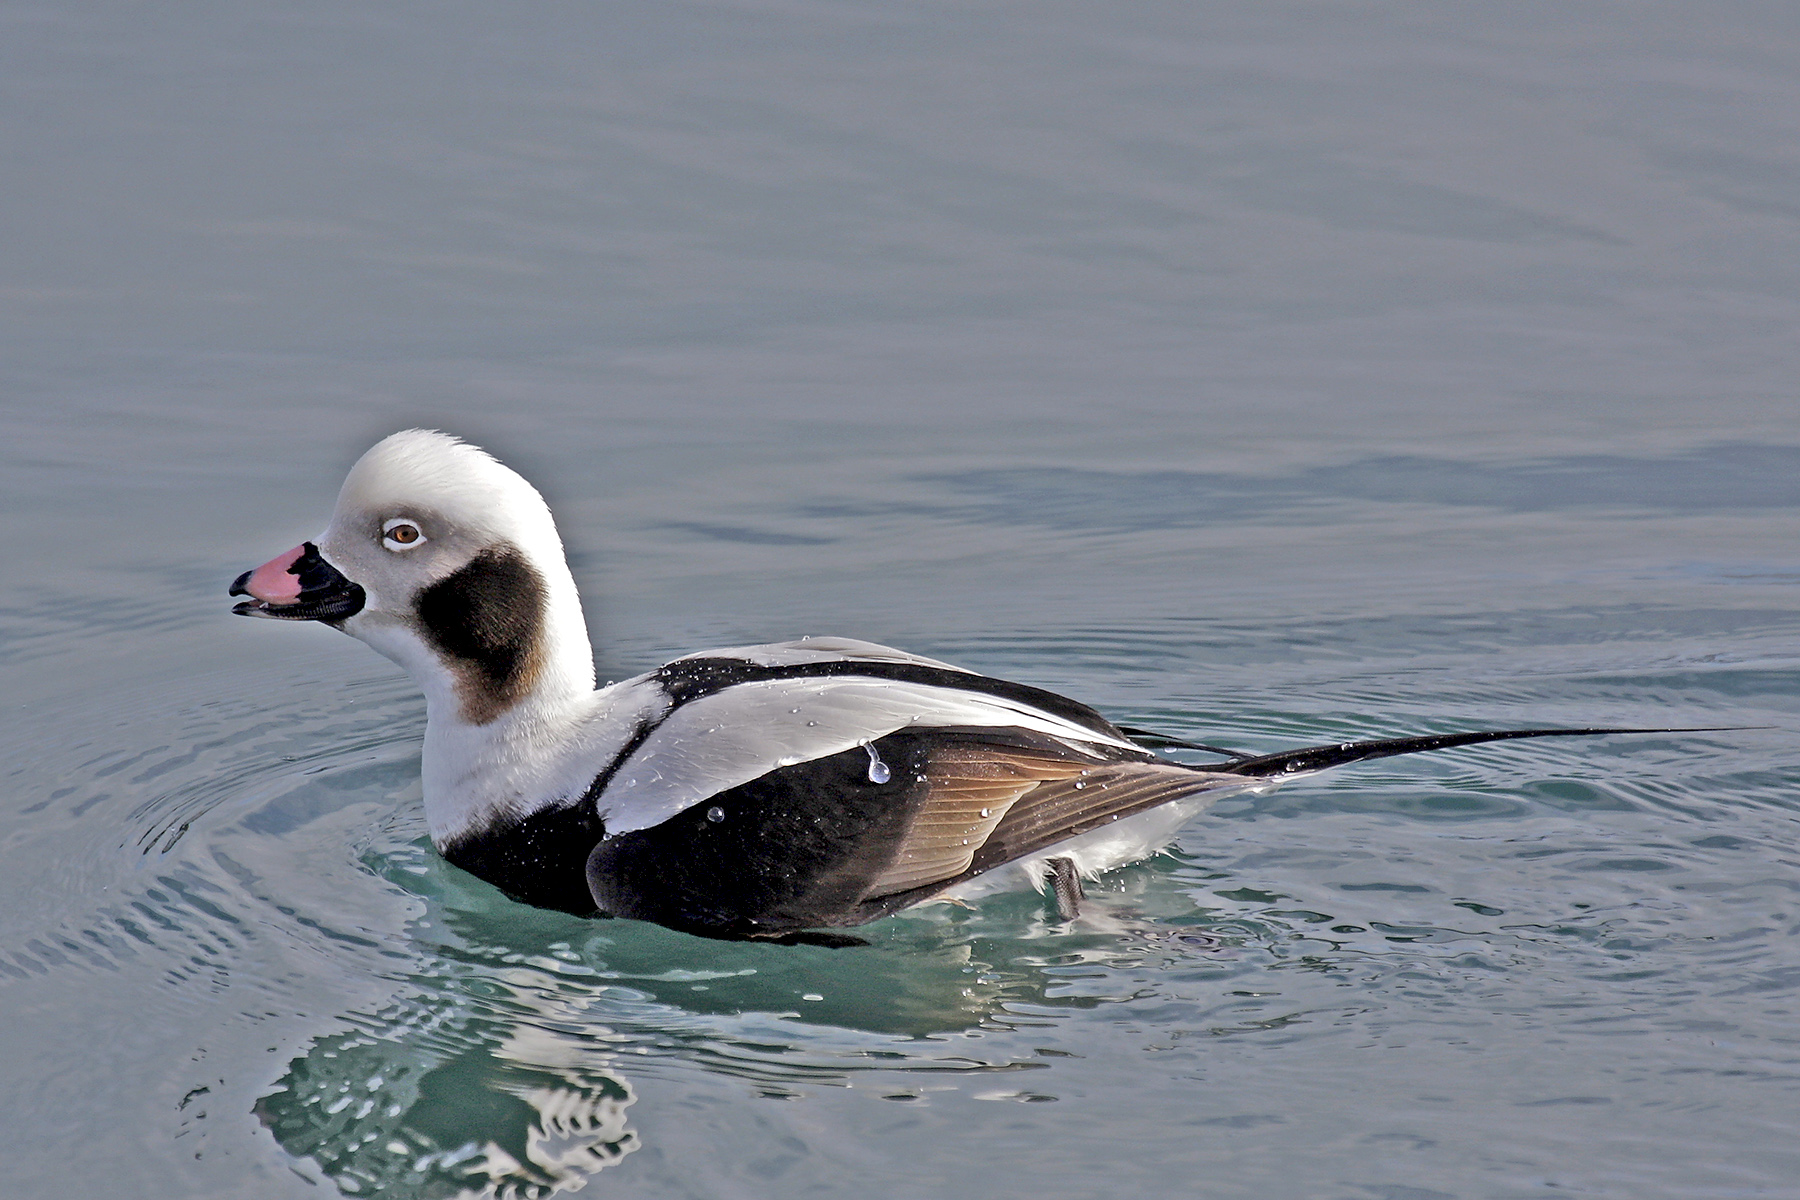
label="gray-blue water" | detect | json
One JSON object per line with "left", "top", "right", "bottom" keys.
{"left": 4, "top": 3, "right": 1799, "bottom": 1196}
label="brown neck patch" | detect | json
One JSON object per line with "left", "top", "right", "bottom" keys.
{"left": 415, "top": 545, "right": 549, "bottom": 724}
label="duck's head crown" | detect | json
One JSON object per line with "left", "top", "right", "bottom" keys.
{"left": 335, "top": 429, "right": 558, "bottom": 549}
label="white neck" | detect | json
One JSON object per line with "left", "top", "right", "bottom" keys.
{"left": 351, "top": 567, "right": 620, "bottom": 847}
{"left": 420, "top": 685, "right": 597, "bottom": 847}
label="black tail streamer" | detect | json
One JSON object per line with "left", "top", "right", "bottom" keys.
{"left": 1212, "top": 727, "right": 1736, "bottom": 779}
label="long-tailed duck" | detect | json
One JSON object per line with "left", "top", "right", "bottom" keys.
{"left": 231, "top": 430, "right": 1674, "bottom": 941}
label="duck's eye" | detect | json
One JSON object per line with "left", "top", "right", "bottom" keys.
{"left": 382, "top": 519, "right": 426, "bottom": 550}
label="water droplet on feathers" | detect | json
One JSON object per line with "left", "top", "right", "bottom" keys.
{"left": 863, "top": 743, "right": 891, "bottom": 784}
{"left": 706, "top": 806, "right": 725, "bottom": 823}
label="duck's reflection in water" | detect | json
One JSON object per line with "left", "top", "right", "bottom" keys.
{"left": 256, "top": 842, "right": 1157, "bottom": 1197}
{"left": 259, "top": 1014, "right": 638, "bottom": 1198}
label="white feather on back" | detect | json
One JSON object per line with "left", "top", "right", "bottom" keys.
{"left": 595, "top": 674, "right": 1142, "bottom": 835}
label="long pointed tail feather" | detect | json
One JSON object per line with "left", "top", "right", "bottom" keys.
{"left": 1208, "top": 727, "right": 1739, "bottom": 779}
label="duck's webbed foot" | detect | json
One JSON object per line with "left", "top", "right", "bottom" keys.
{"left": 1045, "top": 856, "right": 1084, "bottom": 921}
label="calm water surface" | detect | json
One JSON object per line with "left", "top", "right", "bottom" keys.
{"left": 4, "top": 3, "right": 1800, "bottom": 1197}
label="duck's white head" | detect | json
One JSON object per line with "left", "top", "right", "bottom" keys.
{"left": 232, "top": 430, "right": 596, "bottom": 724}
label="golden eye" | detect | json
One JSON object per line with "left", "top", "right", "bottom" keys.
{"left": 382, "top": 519, "right": 426, "bottom": 549}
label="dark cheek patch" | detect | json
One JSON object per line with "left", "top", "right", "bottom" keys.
{"left": 415, "top": 546, "right": 549, "bottom": 724}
